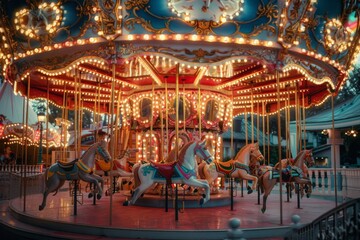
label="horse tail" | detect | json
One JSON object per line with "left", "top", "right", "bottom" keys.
{"left": 133, "top": 163, "right": 141, "bottom": 188}
{"left": 197, "top": 162, "right": 206, "bottom": 179}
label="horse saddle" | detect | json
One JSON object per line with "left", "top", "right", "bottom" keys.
{"left": 270, "top": 167, "right": 301, "bottom": 182}
{"left": 214, "top": 161, "right": 250, "bottom": 177}
{"left": 57, "top": 159, "right": 79, "bottom": 171}
{"left": 96, "top": 159, "right": 111, "bottom": 172}
{"left": 150, "top": 161, "right": 177, "bottom": 186}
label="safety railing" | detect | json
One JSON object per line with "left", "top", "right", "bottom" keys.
{"left": 307, "top": 168, "right": 360, "bottom": 200}
{"left": 0, "top": 165, "right": 44, "bottom": 200}
{"left": 225, "top": 198, "right": 360, "bottom": 240}
{"left": 0, "top": 164, "right": 43, "bottom": 174}
{"left": 286, "top": 198, "right": 360, "bottom": 240}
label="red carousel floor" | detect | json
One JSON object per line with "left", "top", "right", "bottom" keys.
{"left": 1, "top": 186, "right": 337, "bottom": 239}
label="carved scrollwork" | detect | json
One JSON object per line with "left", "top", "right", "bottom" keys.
{"left": 123, "top": 0, "right": 277, "bottom": 38}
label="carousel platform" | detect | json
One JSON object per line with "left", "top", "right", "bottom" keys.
{"left": 0, "top": 188, "right": 337, "bottom": 240}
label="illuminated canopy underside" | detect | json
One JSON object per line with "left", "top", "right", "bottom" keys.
{"left": 0, "top": 0, "right": 359, "bottom": 116}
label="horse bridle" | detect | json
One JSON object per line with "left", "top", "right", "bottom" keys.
{"left": 194, "top": 142, "right": 213, "bottom": 164}
{"left": 250, "top": 147, "right": 264, "bottom": 162}
{"left": 97, "top": 144, "right": 111, "bottom": 162}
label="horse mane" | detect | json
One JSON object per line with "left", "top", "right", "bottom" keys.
{"left": 233, "top": 144, "right": 247, "bottom": 160}
{"left": 177, "top": 141, "right": 195, "bottom": 165}
{"left": 234, "top": 142, "right": 257, "bottom": 161}
{"left": 164, "top": 148, "right": 177, "bottom": 162}
{"left": 81, "top": 141, "right": 98, "bottom": 160}
{"left": 293, "top": 150, "right": 307, "bottom": 164}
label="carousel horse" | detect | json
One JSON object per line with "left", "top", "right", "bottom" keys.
{"left": 123, "top": 140, "right": 214, "bottom": 206}
{"left": 198, "top": 142, "right": 264, "bottom": 194}
{"left": 39, "top": 139, "right": 111, "bottom": 211}
{"left": 94, "top": 148, "right": 137, "bottom": 178}
{"left": 258, "top": 149, "right": 314, "bottom": 213}
{"left": 274, "top": 158, "right": 313, "bottom": 198}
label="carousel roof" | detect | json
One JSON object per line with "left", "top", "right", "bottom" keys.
{"left": 0, "top": 0, "right": 359, "bottom": 116}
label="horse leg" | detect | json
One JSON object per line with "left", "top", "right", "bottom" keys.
{"left": 183, "top": 178, "right": 211, "bottom": 205}
{"left": 127, "top": 180, "right": 153, "bottom": 205}
{"left": 91, "top": 174, "right": 105, "bottom": 199}
{"left": 79, "top": 173, "right": 102, "bottom": 200}
{"left": 238, "top": 171, "right": 258, "bottom": 194}
{"left": 39, "top": 176, "right": 64, "bottom": 211}
{"left": 294, "top": 177, "right": 312, "bottom": 198}
{"left": 261, "top": 178, "right": 276, "bottom": 213}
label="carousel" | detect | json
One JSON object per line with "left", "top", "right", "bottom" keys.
{"left": 0, "top": 0, "right": 359, "bottom": 239}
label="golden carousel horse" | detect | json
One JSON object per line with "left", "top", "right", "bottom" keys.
{"left": 198, "top": 142, "right": 264, "bottom": 194}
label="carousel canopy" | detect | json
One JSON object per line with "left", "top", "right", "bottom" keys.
{"left": 290, "top": 94, "right": 360, "bottom": 130}
{"left": 0, "top": 0, "right": 359, "bottom": 117}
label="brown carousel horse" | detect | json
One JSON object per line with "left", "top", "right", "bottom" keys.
{"left": 198, "top": 142, "right": 264, "bottom": 194}
{"left": 258, "top": 149, "right": 314, "bottom": 213}
{"left": 274, "top": 158, "right": 313, "bottom": 198}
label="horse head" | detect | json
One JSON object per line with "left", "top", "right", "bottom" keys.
{"left": 304, "top": 149, "right": 314, "bottom": 167}
{"left": 249, "top": 142, "right": 264, "bottom": 163}
{"left": 194, "top": 140, "right": 213, "bottom": 164}
{"left": 96, "top": 139, "right": 112, "bottom": 163}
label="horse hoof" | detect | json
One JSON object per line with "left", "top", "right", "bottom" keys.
{"left": 261, "top": 208, "right": 266, "bottom": 213}
{"left": 39, "top": 205, "right": 44, "bottom": 211}
{"left": 88, "top": 193, "right": 93, "bottom": 198}
{"left": 97, "top": 194, "right": 102, "bottom": 200}
{"left": 199, "top": 198, "right": 204, "bottom": 206}
{"left": 307, "top": 194, "right": 311, "bottom": 198}
{"left": 123, "top": 201, "right": 129, "bottom": 206}
{"left": 247, "top": 189, "right": 253, "bottom": 194}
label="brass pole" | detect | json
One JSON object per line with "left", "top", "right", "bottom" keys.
{"left": 150, "top": 79, "right": 154, "bottom": 160}
{"left": 46, "top": 78, "right": 49, "bottom": 167}
{"left": 245, "top": 111, "right": 248, "bottom": 145}
{"left": 183, "top": 80, "right": 186, "bottom": 132}
{"left": 175, "top": 64, "right": 179, "bottom": 158}
{"left": 331, "top": 93, "right": 338, "bottom": 207}
{"left": 251, "top": 87, "right": 254, "bottom": 144}
{"left": 74, "top": 69, "right": 78, "bottom": 158}
{"left": 267, "top": 114, "right": 270, "bottom": 165}
{"left": 23, "top": 74, "right": 31, "bottom": 212}
{"left": 109, "top": 62, "right": 116, "bottom": 225}
{"left": 115, "top": 84, "right": 122, "bottom": 157}
{"left": 198, "top": 85, "right": 202, "bottom": 139}
{"left": 276, "top": 69, "right": 283, "bottom": 225}
{"left": 302, "top": 92, "right": 306, "bottom": 150}
{"left": 165, "top": 77, "right": 169, "bottom": 156}
{"left": 295, "top": 84, "right": 299, "bottom": 154}
{"left": 257, "top": 102, "right": 260, "bottom": 145}
{"left": 231, "top": 92, "right": 234, "bottom": 158}
{"left": 262, "top": 101, "right": 265, "bottom": 157}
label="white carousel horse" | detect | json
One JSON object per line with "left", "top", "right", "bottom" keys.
{"left": 94, "top": 148, "right": 137, "bottom": 178}
{"left": 258, "top": 149, "right": 314, "bottom": 213}
{"left": 198, "top": 142, "right": 264, "bottom": 194}
{"left": 39, "top": 139, "right": 111, "bottom": 211}
{"left": 123, "top": 140, "right": 214, "bottom": 206}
